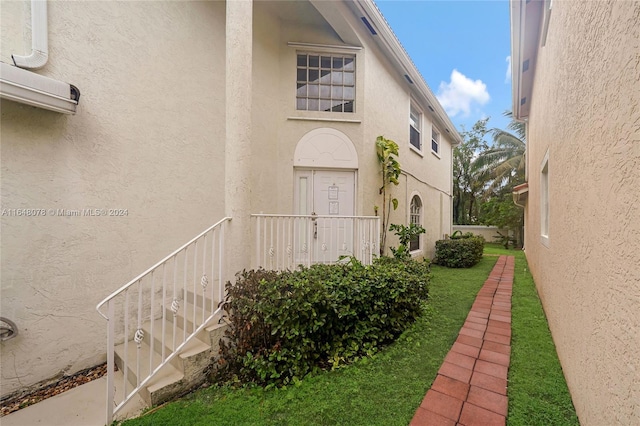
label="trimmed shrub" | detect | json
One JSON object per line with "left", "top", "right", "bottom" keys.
{"left": 434, "top": 234, "right": 484, "bottom": 268}
{"left": 216, "top": 257, "right": 430, "bottom": 386}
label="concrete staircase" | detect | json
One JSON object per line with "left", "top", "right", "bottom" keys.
{"left": 113, "top": 291, "right": 228, "bottom": 408}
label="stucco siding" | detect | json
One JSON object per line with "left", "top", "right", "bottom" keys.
{"left": 360, "top": 33, "right": 454, "bottom": 258}
{"left": 248, "top": 0, "right": 454, "bottom": 259}
{"left": 452, "top": 225, "right": 511, "bottom": 242}
{"left": 259, "top": 1, "right": 366, "bottom": 217}
{"left": 524, "top": 1, "right": 640, "bottom": 424}
{"left": 0, "top": 1, "right": 227, "bottom": 397}
{"left": 0, "top": 0, "right": 458, "bottom": 400}
{"left": 252, "top": 3, "right": 282, "bottom": 215}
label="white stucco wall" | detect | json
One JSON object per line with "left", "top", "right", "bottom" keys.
{"left": 251, "top": 0, "right": 365, "bottom": 217}
{"left": 266, "top": 0, "right": 456, "bottom": 259}
{"left": 523, "top": 1, "right": 640, "bottom": 424}
{"left": 452, "top": 225, "right": 511, "bottom": 242}
{"left": 359, "top": 26, "right": 455, "bottom": 259}
{"left": 0, "top": 1, "right": 227, "bottom": 397}
{"left": 0, "top": 0, "right": 458, "bottom": 399}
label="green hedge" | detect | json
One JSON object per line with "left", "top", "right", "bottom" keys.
{"left": 216, "top": 257, "right": 430, "bottom": 386}
{"left": 434, "top": 234, "right": 484, "bottom": 268}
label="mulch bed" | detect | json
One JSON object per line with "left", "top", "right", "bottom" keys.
{"left": 0, "top": 363, "right": 108, "bottom": 417}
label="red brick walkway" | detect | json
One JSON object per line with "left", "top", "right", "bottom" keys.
{"left": 411, "top": 255, "right": 515, "bottom": 426}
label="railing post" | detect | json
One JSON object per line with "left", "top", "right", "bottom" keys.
{"left": 219, "top": 220, "right": 225, "bottom": 304}
{"left": 106, "top": 299, "right": 115, "bottom": 426}
{"left": 255, "top": 216, "right": 260, "bottom": 269}
{"left": 96, "top": 217, "right": 231, "bottom": 420}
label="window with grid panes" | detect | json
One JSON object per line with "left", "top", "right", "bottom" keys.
{"left": 431, "top": 128, "right": 440, "bottom": 154}
{"left": 410, "top": 195, "right": 422, "bottom": 251}
{"left": 410, "top": 105, "right": 421, "bottom": 150}
{"left": 296, "top": 53, "right": 355, "bottom": 113}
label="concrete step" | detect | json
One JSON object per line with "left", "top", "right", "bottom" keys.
{"left": 140, "top": 317, "right": 211, "bottom": 360}
{"left": 184, "top": 288, "right": 222, "bottom": 311}
{"left": 164, "top": 299, "right": 222, "bottom": 335}
{"left": 206, "top": 320, "right": 229, "bottom": 357}
{"left": 114, "top": 337, "right": 184, "bottom": 406}
{"left": 114, "top": 301, "right": 226, "bottom": 407}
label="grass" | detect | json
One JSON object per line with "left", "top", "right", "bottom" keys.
{"left": 123, "top": 257, "right": 496, "bottom": 425}
{"left": 491, "top": 244, "right": 579, "bottom": 426}
{"left": 122, "top": 247, "right": 578, "bottom": 425}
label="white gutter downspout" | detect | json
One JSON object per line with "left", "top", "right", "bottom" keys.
{"left": 12, "top": 0, "right": 48, "bottom": 69}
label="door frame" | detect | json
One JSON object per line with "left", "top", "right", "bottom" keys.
{"left": 293, "top": 127, "right": 359, "bottom": 215}
{"left": 293, "top": 168, "right": 358, "bottom": 216}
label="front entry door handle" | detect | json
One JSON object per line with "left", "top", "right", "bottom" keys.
{"left": 311, "top": 212, "right": 318, "bottom": 239}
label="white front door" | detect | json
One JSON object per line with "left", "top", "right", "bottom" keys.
{"left": 294, "top": 169, "right": 356, "bottom": 263}
{"left": 312, "top": 170, "right": 355, "bottom": 216}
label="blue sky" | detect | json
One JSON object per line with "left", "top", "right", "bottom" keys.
{"left": 375, "top": 0, "right": 513, "bottom": 136}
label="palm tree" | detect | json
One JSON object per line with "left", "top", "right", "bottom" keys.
{"left": 473, "top": 111, "right": 526, "bottom": 192}
{"left": 473, "top": 111, "right": 526, "bottom": 247}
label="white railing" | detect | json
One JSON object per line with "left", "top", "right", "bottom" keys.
{"left": 252, "top": 214, "right": 380, "bottom": 270}
{"left": 96, "top": 217, "right": 230, "bottom": 425}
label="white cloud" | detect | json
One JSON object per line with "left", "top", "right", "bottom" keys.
{"left": 436, "top": 69, "right": 490, "bottom": 117}
{"left": 505, "top": 56, "right": 512, "bottom": 83}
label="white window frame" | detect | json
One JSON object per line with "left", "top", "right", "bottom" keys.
{"left": 409, "top": 104, "right": 422, "bottom": 153}
{"left": 295, "top": 52, "right": 356, "bottom": 114}
{"left": 409, "top": 193, "right": 423, "bottom": 253}
{"left": 540, "top": 150, "right": 550, "bottom": 247}
{"left": 431, "top": 127, "right": 440, "bottom": 156}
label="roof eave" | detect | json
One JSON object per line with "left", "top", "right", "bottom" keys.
{"left": 510, "top": 0, "right": 545, "bottom": 122}
{"left": 352, "top": 0, "right": 463, "bottom": 146}
{"left": 510, "top": 0, "right": 526, "bottom": 121}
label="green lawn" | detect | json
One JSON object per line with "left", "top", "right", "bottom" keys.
{"left": 122, "top": 247, "right": 578, "bottom": 425}
{"left": 493, "top": 244, "right": 579, "bottom": 425}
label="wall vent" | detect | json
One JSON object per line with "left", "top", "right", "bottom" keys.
{"left": 361, "top": 17, "right": 377, "bottom": 35}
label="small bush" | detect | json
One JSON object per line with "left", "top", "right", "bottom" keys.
{"left": 434, "top": 234, "right": 484, "bottom": 268}
{"left": 493, "top": 231, "right": 517, "bottom": 249}
{"left": 450, "top": 230, "right": 475, "bottom": 240}
{"left": 215, "top": 257, "right": 430, "bottom": 386}
{"left": 389, "top": 223, "right": 426, "bottom": 261}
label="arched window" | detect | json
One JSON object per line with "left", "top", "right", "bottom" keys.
{"left": 410, "top": 195, "right": 422, "bottom": 251}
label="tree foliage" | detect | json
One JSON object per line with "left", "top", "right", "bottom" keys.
{"left": 453, "top": 118, "right": 489, "bottom": 225}
{"left": 452, "top": 112, "right": 526, "bottom": 247}
{"left": 480, "top": 187, "right": 524, "bottom": 247}
{"left": 474, "top": 111, "right": 526, "bottom": 193}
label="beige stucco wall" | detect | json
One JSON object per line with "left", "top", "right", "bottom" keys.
{"left": 0, "top": 1, "right": 227, "bottom": 397}
{"left": 359, "top": 24, "right": 454, "bottom": 259}
{"left": 250, "top": 0, "right": 365, "bottom": 217}
{"left": 523, "top": 1, "right": 640, "bottom": 424}
{"left": 452, "top": 225, "right": 511, "bottom": 242}
{"left": 249, "top": 0, "right": 454, "bottom": 259}
{"left": 0, "top": 0, "right": 457, "bottom": 398}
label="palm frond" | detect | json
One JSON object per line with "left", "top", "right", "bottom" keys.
{"left": 473, "top": 114, "right": 526, "bottom": 195}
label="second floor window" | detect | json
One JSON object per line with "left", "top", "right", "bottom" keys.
{"left": 296, "top": 53, "right": 355, "bottom": 113}
{"left": 410, "top": 105, "right": 421, "bottom": 150}
{"left": 432, "top": 128, "right": 440, "bottom": 154}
